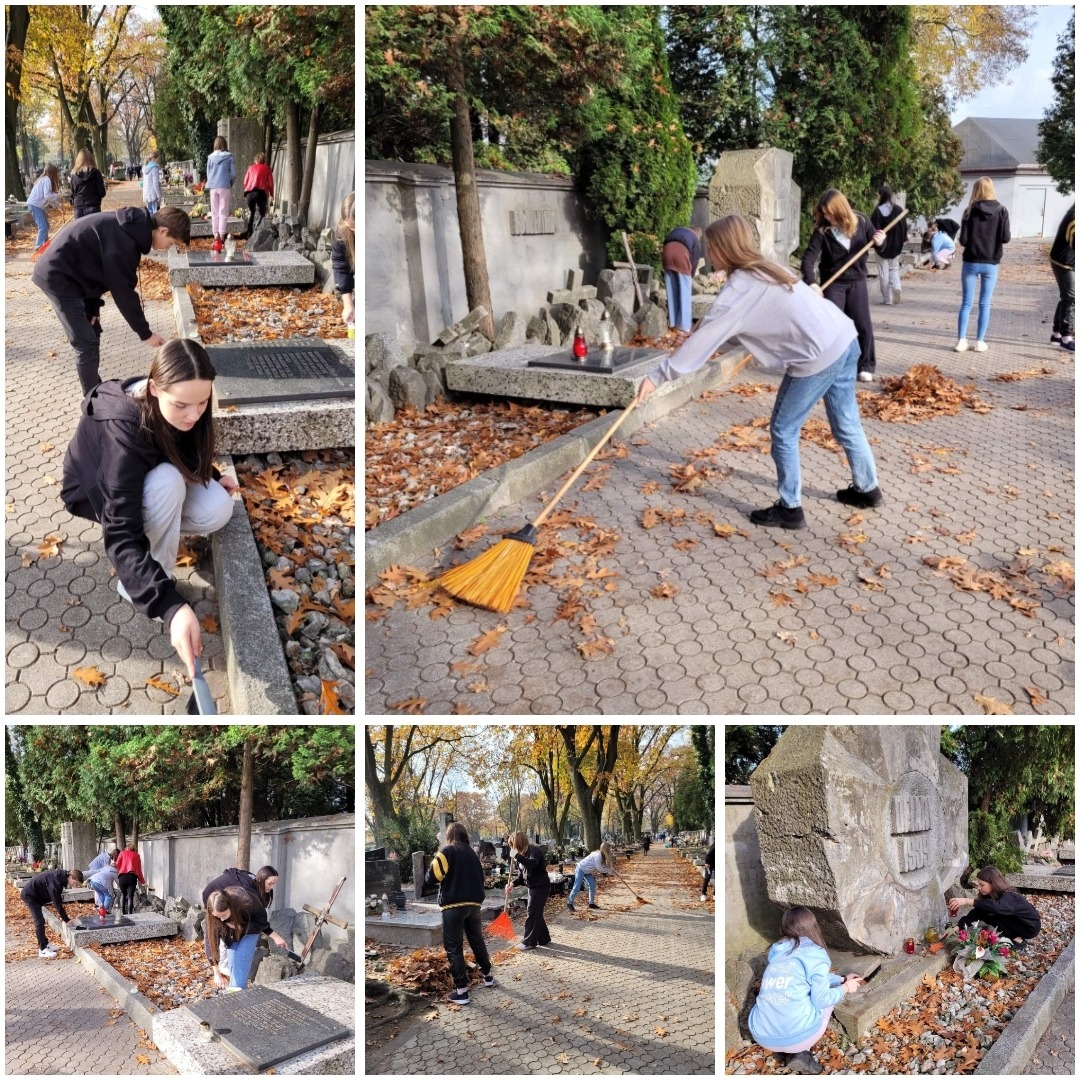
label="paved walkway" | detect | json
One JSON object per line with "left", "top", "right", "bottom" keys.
{"left": 367, "top": 240, "right": 1073, "bottom": 714}
{"left": 1024, "top": 982, "right": 1074, "bottom": 1075}
{"left": 5, "top": 953, "right": 176, "bottom": 1074}
{"left": 5, "top": 180, "right": 230, "bottom": 713}
{"left": 367, "top": 847, "right": 715, "bottom": 1074}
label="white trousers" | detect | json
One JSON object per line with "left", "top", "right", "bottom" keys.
{"left": 115, "top": 463, "right": 233, "bottom": 612}
{"left": 876, "top": 254, "right": 902, "bottom": 302}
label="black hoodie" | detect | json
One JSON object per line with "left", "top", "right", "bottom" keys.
{"left": 1050, "top": 205, "right": 1074, "bottom": 269}
{"left": 870, "top": 204, "right": 907, "bottom": 259}
{"left": 801, "top": 211, "right": 878, "bottom": 286}
{"left": 60, "top": 378, "right": 218, "bottom": 628}
{"left": 21, "top": 869, "right": 74, "bottom": 922}
{"left": 32, "top": 205, "right": 153, "bottom": 339}
{"left": 959, "top": 200, "right": 1011, "bottom": 264}
{"left": 962, "top": 889, "right": 1041, "bottom": 940}
{"left": 512, "top": 844, "right": 551, "bottom": 890}
{"left": 424, "top": 841, "right": 486, "bottom": 910}
{"left": 70, "top": 166, "right": 107, "bottom": 210}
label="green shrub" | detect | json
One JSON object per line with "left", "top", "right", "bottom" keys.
{"left": 381, "top": 812, "right": 439, "bottom": 884}
{"left": 968, "top": 810, "right": 1024, "bottom": 875}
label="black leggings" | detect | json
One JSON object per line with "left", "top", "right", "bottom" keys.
{"left": 245, "top": 189, "right": 269, "bottom": 235}
{"left": 1051, "top": 262, "right": 1074, "bottom": 338}
{"left": 824, "top": 278, "right": 876, "bottom": 374}
{"left": 117, "top": 872, "right": 138, "bottom": 914}
{"left": 21, "top": 892, "right": 49, "bottom": 950}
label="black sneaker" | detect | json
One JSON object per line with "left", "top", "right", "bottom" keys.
{"left": 588, "top": 903, "right": 600, "bottom": 910}
{"left": 788, "top": 1051, "right": 823, "bottom": 1075}
{"left": 447, "top": 987, "right": 470, "bottom": 1004}
{"left": 837, "top": 484, "right": 884, "bottom": 508}
{"left": 1062, "top": 339, "right": 1075, "bottom": 352}
{"left": 567, "top": 902, "right": 575, "bottom": 913}
{"left": 483, "top": 972, "right": 496, "bottom": 987}
{"left": 1051, "top": 332, "right": 1062, "bottom": 342}
{"left": 749, "top": 501, "right": 806, "bottom": 530}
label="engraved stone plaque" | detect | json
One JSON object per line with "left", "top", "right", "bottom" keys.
{"left": 71, "top": 914, "right": 133, "bottom": 930}
{"left": 185, "top": 986, "right": 351, "bottom": 1070}
{"left": 208, "top": 342, "right": 355, "bottom": 406}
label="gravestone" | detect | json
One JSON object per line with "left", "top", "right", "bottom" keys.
{"left": 708, "top": 147, "right": 802, "bottom": 266}
{"left": 70, "top": 914, "right": 133, "bottom": 930}
{"left": 411, "top": 852, "right": 436, "bottom": 900}
{"left": 188, "top": 216, "right": 245, "bottom": 239}
{"left": 185, "top": 985, "right": 351, "bottom": 1071}
{"left": 168, "top": 249, "right": 313, "bottom": 287}
{"left": 58, "top": 910, "right": 179, "bottom": 948}
{"left": 364, "top": 858, "right": 406, "bottom": 911}
{"left": 60, "top": 822, "right": 97, "bottom": 876}
{"left": 527, "top": 345, "right": 664, "bottom": 374}
{"left": 206, "top": 341, "right": 355, "bottom": 406}
{"left": 750, "top": 725, "right": 967, "bottom": 955}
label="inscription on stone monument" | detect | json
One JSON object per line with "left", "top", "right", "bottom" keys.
{"left": 208, "top": 342, "right": 355, "bottom": 406}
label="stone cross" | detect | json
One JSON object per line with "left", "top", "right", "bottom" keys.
{"left": 750, "top": 726, "right": 967, "bottom": 955}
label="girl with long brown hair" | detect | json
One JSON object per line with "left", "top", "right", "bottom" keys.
{"left": 27, "top": 163, "right": 63, "bottom": 248}
{"left": 947, "top": 866, "right": 1041, "bottom": 949}
{"left": 61, "top": 338, "right": 236, "bottom": 680}
{"left": 204, "top": 886, "right": 282, "bottom": 990}
{"left": 567, "top": 840, "right": 615, "bottom": 912}
{"left": 332, "top": 192, "right": 355, "bottom": 328}
{"left": 749, "top": 907, "right": 863, "bottom": 1073}
{"left": 505, "top": 830, "right": 552, "bottom": 950}
{"left": 638, "top": 214, "right": 883, "bottom": 531}
{"left": 801, "top": 188, "right": 887, "bottom": 382}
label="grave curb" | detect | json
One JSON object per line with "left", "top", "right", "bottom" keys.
{"left": 172, "top": 284, "right": 201, "bottom": 341}
{"left": 211, "top": 455, "right": 299, "bottom": 715}
{"left": 365, "top": 350, "right": 745, "bottom": 587}
{"left": 43, "top": 908, "right": 159, "bottom": 1032}
{"left": 973, "top": 936, "right": 1075, "bottom": 1075}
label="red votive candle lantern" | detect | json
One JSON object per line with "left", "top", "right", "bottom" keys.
{"left": 904, "top": 937, "right": 916, "bottom": 954}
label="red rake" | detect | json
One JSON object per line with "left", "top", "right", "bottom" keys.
{"left": 487, "top": 861, "right": 517, "bottom": 940}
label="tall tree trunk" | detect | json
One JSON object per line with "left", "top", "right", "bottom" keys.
{"left": 263, "top": 110, "right": 274, "bottom": 165}
{"left": 114, "top": 813, "right": 126, "bottom": 852}
{"left": 447, "top": 49, "right": 496, "bottom": 340}
{"left": 237, "top": 737, "right": 254, "bottom": 869}
{"left": 558, "top": 726, "right": 621, "bottom": 852}
{"left": 298, "top": 103, "right": 319, "bottom": 222}
{"left": 131, "top": 810, "right": 139, "bottom": 848}
{"left": 363, "top": 727, "right": 402, "bottom": 845}
{"left": 5, "top": 5, "right": 30, "bottom": 199}
{"left": 285, "top": 99, "right": 302, "bottom": 214}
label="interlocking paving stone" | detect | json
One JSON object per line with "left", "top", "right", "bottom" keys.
{"left": 367, "top": 240, "right": 1073, "bottom": 715}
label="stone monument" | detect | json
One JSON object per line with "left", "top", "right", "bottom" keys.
{"left": 707, "top": 147, "right": 802, "bottom": 266}
{"left": 750, "top": 725, "right": 967, "bottom": 955}
{"left": 60, "top": 822, "right": 97, "bottom": 876}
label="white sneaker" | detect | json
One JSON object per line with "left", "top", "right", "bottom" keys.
{"left": 954, "top": 339, "right": 969, "bottom": 352}
{"left": 892, "top": 291, "right": 901, "bottom": 305}
{"left": 700, "top": 894, "right": 708, "bottom": 902}
{"left": 39, "top": 947, "right": 58, "bottom": 958}
{"left": 858, "top": 371, "right": 874, "bottom": 383}
{"left": 973, "top": 341, "right": 988, "bottom": 352}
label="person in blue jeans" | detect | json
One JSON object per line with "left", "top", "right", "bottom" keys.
{"left": 955, "top": 176, "right": 1011, "bottom": 353}
{"left": 86, "top": 862, "right": 118, "bottom": 913}
{"left": 662, "top": 224, "right": 703, "bottom": 332}
{"left": 567, "top": 842, "right": 615, "bottom": 911}
{"left": 26, "top": 163, "right": 64, "bottom": 248}
{"left": 204, "top": 885, "right": 289, "bottom": 990}
{"left": 638, "top": 214, "right": 882, "bottom": 530}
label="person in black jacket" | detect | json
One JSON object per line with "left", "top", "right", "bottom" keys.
{"left": 331, "top": 192, "right": 354, "bottom": 329}
{"left": 955, "top": 176, "right": 1011, "bottom": 353}
{"left": 202, "top": 868, "right": 290, "bottom": 988}
{"left": 870, "top": 186, "right": 906, "bottom": 306}
{"left": 32, "top": 204, "right": 189, "bottom": 394}
{"left": 802, "top": 189, "right": 887, "bottom": 382}
{"left": 60, "top": 339, "right": 236, "bottom": 680}
{"left": 1049, "top": 204, "right": 1074, "bottom": 352}
{"left": 505, "top": 830, "right": 551, "bottom": 951}
{"left": 700, "top": 843, "right": 715, "bottom": 902}
{"left": 948, "top": 866, "right": 1041, "bottom": 949}
{"left": 21, "top": 868, "right": 84, "bottom": 957}
{"left": 70, "top": 149, "right": 107, "bottom": 218}
{"left": 425, "top": 822, "right": 495, "bottom": 1004}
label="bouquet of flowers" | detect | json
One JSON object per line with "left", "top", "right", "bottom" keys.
{"left": 942, "top": 919, "right": 1012, "bottom": 980}
{"left": 191, "top": 203, "right": 206, "bottom": 219}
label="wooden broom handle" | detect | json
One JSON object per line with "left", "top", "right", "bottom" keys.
{"left": 820, "top": 207, "right": 908, "bottom": 292}
{"left": 533, "top": 398, "right": 640, "bottom": 527}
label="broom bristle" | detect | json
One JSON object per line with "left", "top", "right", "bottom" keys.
{"left": 437, "top": 538, "right": 535, "bottom": 613}
{"left": 486, "top": 911, "right": 516, "bottom": 940}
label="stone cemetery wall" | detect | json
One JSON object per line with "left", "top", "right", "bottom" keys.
{"left": 365, "top": 160, "right": 608, "bottom": 358}
{"left": 750, "top": 726, "right": 967, "bottom": 956}
{"left": 267, "top": 128, "right": 356, "bottom": 233}
{"left": 139, "top": 813, "right": 354, "bottom": 943}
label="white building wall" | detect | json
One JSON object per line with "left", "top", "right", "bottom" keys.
{"left": 943, "top": 172, "right": 1072, "bottom": 239}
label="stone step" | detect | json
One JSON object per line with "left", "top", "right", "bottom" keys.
{"left": 829, "top": 948, "right": 950, "bottom": 1040}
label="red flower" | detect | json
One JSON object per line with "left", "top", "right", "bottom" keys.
{"left": 988, "top": 932, "right": 998, "bottom": 944}
{"left": 1000, "top": 947, "right": 1010, "bottom": 957}
{"left": 958, "top": 929, "right": 968, "bottom": 942}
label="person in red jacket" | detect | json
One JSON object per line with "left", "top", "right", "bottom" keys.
{"left": 114, "top": 842, "right": 147, "bottom": 915}
{"left": 242, "top": 153, "right": 274, "bottom": 239}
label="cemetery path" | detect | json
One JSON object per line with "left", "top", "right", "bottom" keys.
{"left": 5, "top": 953, "right": 177, "bottom": 1074}
{"left": 5, "top": 180, "right": 232, "bottom": 714}
{"left": 366, "top": 846, "right": 715, "bottom": 1074}
{"left": 1024, "top": 981, "right": 1074, "bottom": 1075}
{"left": 367, "top": 239, "right": 1073, "bottom": 715}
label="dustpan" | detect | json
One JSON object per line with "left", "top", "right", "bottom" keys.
{"left": 186, "top": 657, "right": 218, "bottom": 714}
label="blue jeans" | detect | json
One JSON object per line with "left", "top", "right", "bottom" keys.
{"left": 664, "top": 269, "right": 692, "bottom": 331}
{"left": 91, "top": 883, "right": 113, "bottom": 912}
{"left": 146, "top": 200, "right": 159, "bottom": 215}
{"left": 770, "top": 339, "right": 879, "bottom": 508}
{"left": 958, "top": 261, "right": 999, "bottom": 342}
{"left": 220, "top": 931, "right": 261, "bottom": 989}
{"left": 29, "top": 205, "right": 49, "bottom": 248}
{"left": 567, "top": 866, "right": 597, "bottom": 905}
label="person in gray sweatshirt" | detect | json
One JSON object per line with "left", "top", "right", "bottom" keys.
{"left": 637, "top": 214, "right": 883, "bottom": 530}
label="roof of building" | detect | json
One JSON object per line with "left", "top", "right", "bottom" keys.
{"left": 953, "top": 117, "right": 1042, "bottom": 172}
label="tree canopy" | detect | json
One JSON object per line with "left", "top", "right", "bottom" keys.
{"left": 1037, "top": 13, "right": 1075, "bottom": 196}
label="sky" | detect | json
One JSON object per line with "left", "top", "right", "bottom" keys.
{"left": 950, "top": 3, "right": 1075, "bottom": 124}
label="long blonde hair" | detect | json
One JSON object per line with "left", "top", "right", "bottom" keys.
{"left": 74, "top": 149, "right": 94, "bottom": 173}
{"left": 705, "top": 215, "right": 797, "bottom": 290}
{"left": 337, "top": 192, "right": 355, "bottom": 271}
{"left": 966, "top": 176, "right": 997, "bottom": 214}
{"left": 598, "top": 841, "right": 615, "bottom": 869}
{"left": 813, "top": 189, "right": 858, "bottom": 237}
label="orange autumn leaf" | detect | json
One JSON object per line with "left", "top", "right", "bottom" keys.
{"left": 330, "top": 642, "right": 355, "bottom": 669}
{"left": 145, "top": 675, "right": 181, "bottom": 697}
{"left": 468, "top": 625, "right": 509, "bottom": 656}
{"left": 38, "top": 534, "right": 63, "bottom": 559}
{"left": 388, "top": 695, "right": 426, "bottom": 714}
{"left": 199, "top": 614, "right": 219, "bottom": 634}
{"left": 73, "top": 666, "right": 107, "bottom": 688}
{"left": 320, "top": 680, "right": 348, "bottom": 714}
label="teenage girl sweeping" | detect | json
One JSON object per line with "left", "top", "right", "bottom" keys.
{"left": 801, "top": 189, "right": 887, "bottom": 382}
{"left": 505, "top": 830, "right": 552, "bottom": 949}
{"left": 638, "top": 214, "right": 883, "bottom": 531}
{"left": 749, "top": 907, "right": 863, "bottom": 1075}
{"left": 60, "top": 338, "right": 236, "bottom": 680}
{"left": 27, "top": 163, "right": 64, "bottom": 249}
{"left": 566, "top": 841, "right": 615, "bottom": 912}
{"left": 948, "top": 866, "right": 1041, "bottom": 949}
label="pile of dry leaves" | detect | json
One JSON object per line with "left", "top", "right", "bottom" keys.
{"left": 366, "top": 401, "right": 601, "bottom": 529}
{"left": 187, "top": 281, "right": 349, "bottom": 344}
{"left": 857, "top": 364, "right": 992, "bottom": 423}
{"left": 381, "top": 944, "right": 520, "bottom": 995}
{"left": 88, "top": 937, "right": 216, "bottom": 1011}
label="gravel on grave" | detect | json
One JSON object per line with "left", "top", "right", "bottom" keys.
{"left": 233, "top": 448, "right": 355, "bottom": 714}
{"left": 726, "top": 893, "right": 1075, "bottom": 1075}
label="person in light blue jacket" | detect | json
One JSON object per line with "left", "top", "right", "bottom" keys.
{"left": 86, "top": 863, "right": 119, "bottom": 913}
{"left": 142, "top": 151, "right": 162, "bottom": 215}
{"left": 205, "top": 135, "right": 236, "bottom": 252}
{"left": 748, "top": 908, "right": 863, "bottom": 1075}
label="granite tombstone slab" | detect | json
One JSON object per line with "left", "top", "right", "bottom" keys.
{"left": 70, "top": 914, "right": 133, "bottom": 930}
{"left": 207, "top": 341, "right": 355, "bottom": 406}
{"left": 168, "top": 249, "right": 313, "bottom": 287}
{"left": 185, "top": 985, "right": 351, "bottom": 1071}
{"left": 526, "top": 345, "right": 664, "bottom": 374}
{"left": 750, "top": 725, "right": 967, "bottom": 955}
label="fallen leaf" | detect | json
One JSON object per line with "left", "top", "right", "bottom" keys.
{"left": 468, "top": 625, "right": 509, "bottom": 656}
{"left": 388, "top": 696, "right": 427, "bottom": 714}
{"left": 769, "top": 591, "right": 796, "bottom": 608}
{"left": 38, "top": 533, "right": 64, "bottom": 559}
{"left": 776, "top": 631, "right": 798, "bottom": 644}
{"left": 145, "top": 675, "right": 181, "bottom": 697}
{"left": 651, "top": 583, "right": 678, "bottom": 599}
{"left": 974, "top": 693, "right": 1013, "bottom": 715}
{"left": 1026, "top": 686, "right": 1048, "bottom": 707}
{"left": 73, "top": 666, "right": 107, "bottom": 688}
{"left": 199, "top": 614, "right": 219, "bottom": 634}
{"left": 135, "top": 1056, "right": 150, "bottom": 1066}
{"left": 654, "top": 1027, "right": 669, "bottom": 1037}
{"left": 577, "top": 636, "right": 615, "bottom": 659}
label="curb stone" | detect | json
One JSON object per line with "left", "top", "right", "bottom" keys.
{"left": 974, "top": 937, "right": 1075, "bottom": 1074}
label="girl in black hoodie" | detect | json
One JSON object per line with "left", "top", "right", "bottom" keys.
{"left": 506, "top": 830, "right": 552, "bottom": 950}
{"left": 60, "top": 339, "right": 236, "bottom": 681}
{"left": 955, "top": 176, "right": 1011, "bottom": 353}
{"left": 948, "top": 866, "right": 1041, "bottom": 949}
{"left": 802, "top": 189, "right": 887, "bottom": 382}
{"left": 70, "top": 149, "right": 107, "bottom": 218}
